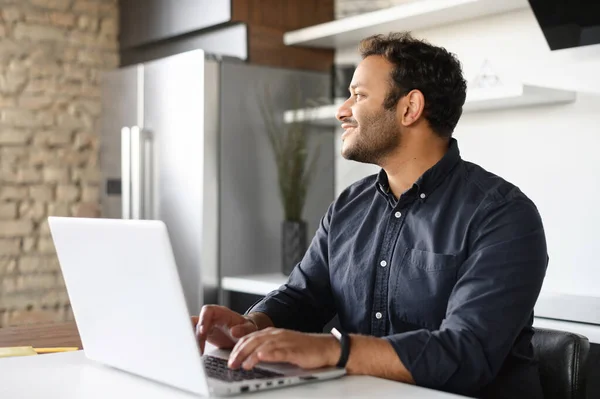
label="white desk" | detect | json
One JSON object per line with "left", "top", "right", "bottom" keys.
{"left": 0, "top": 350, "right": 465, "bottom": 398}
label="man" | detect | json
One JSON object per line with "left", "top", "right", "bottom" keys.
{"left": 196, "top": 32, "right": 548, "bottom": 398}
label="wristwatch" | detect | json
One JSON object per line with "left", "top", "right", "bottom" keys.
{"left": 330, "top": 327, "right": 351, "bottom": 368}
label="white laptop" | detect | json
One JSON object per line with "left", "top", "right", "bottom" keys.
{"left": 48, "top": 217, "right": 346, "bottom": 396}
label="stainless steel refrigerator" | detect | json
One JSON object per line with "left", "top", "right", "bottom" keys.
{"left": 100, "top": 50, "right": 334, "bottom": 315}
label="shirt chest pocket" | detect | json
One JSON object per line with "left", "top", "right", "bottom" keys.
{"left": 391, "top": 248, "right": 458, "bottom": 329}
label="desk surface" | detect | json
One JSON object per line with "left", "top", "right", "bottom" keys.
{"left": 0, "top": 350, "right": 465, "bottom": 398}
{"left": 0, "top": 321, "right": 82, "bottom": 348}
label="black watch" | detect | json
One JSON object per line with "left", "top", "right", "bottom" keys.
{"left": 330, "top": 327, "right": 351, "bottom": 368}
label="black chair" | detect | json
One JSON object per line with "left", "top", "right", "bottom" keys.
{"left": 532, "top": 327, "right": 590, "bottom": 399}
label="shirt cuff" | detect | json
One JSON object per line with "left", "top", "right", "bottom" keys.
{"left": 245, "top": 294, "right": 296, "bottom": 330}
{"left": 384, "top": 329, "right": 459, "bottom": 388}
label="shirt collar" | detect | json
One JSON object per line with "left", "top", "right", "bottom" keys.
{"left": 375, "top": 138, "right": 461, "bottom": 203}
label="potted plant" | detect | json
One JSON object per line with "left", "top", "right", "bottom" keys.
{"left": 259, "top": 83, "right": 322, "bottom": 275}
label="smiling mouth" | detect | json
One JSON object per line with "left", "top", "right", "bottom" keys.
{"left": 341, "top": 127, "right": 355, "bottom": 140}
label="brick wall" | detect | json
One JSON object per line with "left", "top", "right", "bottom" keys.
{"left": 0, "top": 0, "right": 118, "bottom": 327}
{"left": 335, "top": 0, "right": 416, "bottom": 19}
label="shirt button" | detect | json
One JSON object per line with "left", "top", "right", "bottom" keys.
{"left": 375, "top": 312, "right": 383, "bottom": 319}
{"left": 394, "top": 211, "right": 401, "bottom": 218}
{"left": 380, "top": 260, "right": 387, "bottom": 267}
{"left": 420, "top": 193, "right": 426, "bottom": 199}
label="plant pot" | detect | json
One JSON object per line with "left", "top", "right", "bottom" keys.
{"left": 281, "top": 220, "right": 308, "bottom": 275}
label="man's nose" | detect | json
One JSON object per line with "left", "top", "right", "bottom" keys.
{"left": 336, "top": 98, "right": 352, "bottom": 122}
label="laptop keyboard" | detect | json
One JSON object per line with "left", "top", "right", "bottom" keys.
{"left": 203, "top": 355, "right": 284, "bottom": 382}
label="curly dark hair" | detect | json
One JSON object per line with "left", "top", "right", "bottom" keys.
{"left": 359, "top": 32, "right": 467, "bottom": 139}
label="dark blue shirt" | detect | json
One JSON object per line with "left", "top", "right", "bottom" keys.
{"left": 250, "top": 139, "right": 548, "bottom": 398}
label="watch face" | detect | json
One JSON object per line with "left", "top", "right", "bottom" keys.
{"left": 331, "top": 327, "right": 342, "bottom": 340}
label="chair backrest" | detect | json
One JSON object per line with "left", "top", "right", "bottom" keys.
{"left": 532, "top": 327, "right": 590, "bottom": 399}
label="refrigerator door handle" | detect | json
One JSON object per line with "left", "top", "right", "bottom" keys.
{"left": 121, "top": 127, "right": 131, "bottom": 220}
{"left": 142, "top": 130, "right": 153, "bottom": 220}
{"left": 130, "top": 126, "right": 142, "bottom": 220}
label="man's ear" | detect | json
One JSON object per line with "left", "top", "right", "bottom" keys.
{"left": 400, "top": 90, "right": 425, "bottom": 127}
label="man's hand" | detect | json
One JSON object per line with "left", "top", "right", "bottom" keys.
{"left": 193, "top": 305, "right": 258, "bottom": 354}
{"left": 227, "top": 328, "right": 341, "bottom": 371}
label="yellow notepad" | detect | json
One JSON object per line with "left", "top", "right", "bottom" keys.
{"left": 0, "top": 347, "right": 38, "bottom": 358}
{"left": 0, "top": 346, "right": 79, "bottom": 358}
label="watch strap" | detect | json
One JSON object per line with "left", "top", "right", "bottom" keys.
{"left": 330, "top": 327, "right": 350, "bottom": 368}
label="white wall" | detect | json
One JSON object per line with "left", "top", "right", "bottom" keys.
{"left": 334, "top": 8, "right": 600, "bottom": 297}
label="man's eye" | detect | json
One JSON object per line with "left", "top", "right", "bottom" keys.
{"left": 355, "top": 93, "right": 364, "bottom": 99}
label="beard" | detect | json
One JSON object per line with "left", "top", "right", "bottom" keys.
{"left": 341, "top": 107, "right": 400, "bottom": 165}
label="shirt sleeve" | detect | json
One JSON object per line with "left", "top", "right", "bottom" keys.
{"left": 247, "top": 204, "right": 336, "bottom": 333}
{"left": 384, "top": 197, "right": 548, "bottom": 395}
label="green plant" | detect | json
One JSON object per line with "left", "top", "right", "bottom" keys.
{"left": 258, "top": 83, "right": 321, "bottom": 222}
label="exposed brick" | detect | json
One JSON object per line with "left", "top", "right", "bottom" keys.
{"left": 72, "top": 167, "right": 100, "bottom": 183}
{"left": 29, "top": 148, "right": 56, "bottom": 166}
{"left": 17, "top": 167, "right": 43, "bottom": 183}
{"left": 33, "top": 130, "right": 73, "bottom": 146}
{"left": 18, "top": 201, "right": 46, "bottom": 222}
{"left": 0, "top": 95, "right": 16, "bottom": 108}
{"left": 18, "top": 95, "right": 54, "bottom": 110}
{"left": 77, "top": 50, "right": 118, "bottom": 67}
{"left": 29, "top": 0, "right": 72, "bottom": 11}
{"left": 56, "top": 184, "right": 80, "bottom": 202}
{"left": 25, "top": 9, "right": 50, "bottom": 24}
{"left": 29, "top": 185, "right": 54, "bottom": 201}
{"left": 0, "top": 239, "right": 20, "bottom": 256}
{"left": 50, "top": 12, "right": 76, "bottom": 28}
{"left": 22, "top": 237, "right": 37, "bottom": 253}
{"left": 0, "top": 294, "right": 40, "bottom": 313}
{"left": 0, "top": 203, "right": 18, "bottom": 219}
{"left": 56, "top": 273, "right": 66, "bottom": 289}
{"left": 1, "top": 276, "right": 17, "bottom": 294}
{"left": 37, "top": 237, "right": 56, "bottom": 254}
{"left": 1, "top": 7, "right": 22, "bottom": 23}
{"left": 99, "top": 18, "right": 117, "bottom": 36}
{"left": 0, "top": 258, "right": 17, "bottom": 275}
{"left": 0, "top": 221, "right": 34, "bottom": 237}
{"left": 16, "top": 273, "right": 57, "bottom": 292}
{"left": 13, "top": 23, "right": 66, "bottom": 42}
{"left": 77, "top": 15, "right": 99, "bottom": 32}
{"left": 57, "top": 112, "right": 91, "bottom": 130}
{"left": 43, "top": 167, "right": 70, "bottom": 183}
{"left": 0, "top": 186, "right": 28, "bottom": 201}
{"left": 1, "top": 108, "right": 54, "bottom": 128}
{"left": 0, "top": 129, "right": 32, "bottom": 145}
{"left": 63, "top": 64, "right": 88, "bottom": 82}
{"left": 39, "top": 219, "right": 51, "bottom": 236}
{"left": 0, "top": 69, "right": 28, "bottom": 96}
{"left": 40, "top": 289, "right": 61, "bottom": 306}
{"left": 1, "top": 147, "right": 28, "bottom": 165}
{"left": 72, "top": 201, "right": 99, "bottom": 217}
{"left": 24, "top": 77, "right": 58, "bottom": 95}
{"left": 79, "top": 83, "right": 102, "bottom": 98}
{"left": 73, "top": 0, "right": 115, "bottom": 16}
{"left": 73, "top": 131, "right": 96, "bottom": 150}
{"left": 0, "top": 165, "right": 18, "bottom": 182}
{"left": 74, "top": 99, "right": 102, "bottom": 116}
{"left": 0, "top": 0, "right": 117, "bottom": 322}
{"left": 19, "top": 255, "right": 60, "bottom": 273}
{"left": 56, "top": 148, "right": 93, "bottom": 166}
{"left": 47, "top": 202, "right": 70, "bottom": 216}
{"left": 81, "top": 185, "right": 99, "bottom": 202}
{"left": 62, "top": 46, "right": 78, "bottom": 62}
{"left": 28, "top": 63, "right": 62, "bottom": 79}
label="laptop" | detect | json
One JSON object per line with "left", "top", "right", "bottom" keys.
{"left": 48, "top": 217, "right": 346, "bottom": 396}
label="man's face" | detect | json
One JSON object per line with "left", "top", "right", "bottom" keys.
{"left": 336, "top": 56, "right": 400, "bottom": 165}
